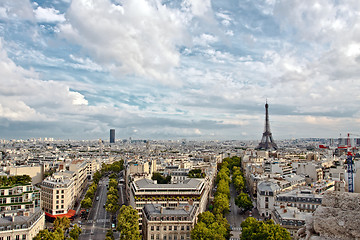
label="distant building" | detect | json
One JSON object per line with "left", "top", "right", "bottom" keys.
{"left": 0, "top": 181, "right": 44, "bottom": 240}
{"left": 110, "top": 129, "right": 115, "bottom": 143}
{"left": 142, "top": 203, "right": 197, "bottom": 240}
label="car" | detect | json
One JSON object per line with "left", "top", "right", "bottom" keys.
{"left": 96, "top": 196, "right": 99, "bottom": 201}
{"left": 103, "top": 204, "right": 106, "bottom": 208}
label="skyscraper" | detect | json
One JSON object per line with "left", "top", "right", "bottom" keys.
{"left": 110, "top": 129, "right": 115, "bottom": 143}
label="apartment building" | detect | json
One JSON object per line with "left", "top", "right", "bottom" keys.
{"left": 40, "top": 174, "right": 75, "bottom": 219}
{"left": 257, "top": 180, "right": 281, "bottom": 218}
{"left": 0, "top": 182, "right": 44, "bottom": 240}
{"left": 275, "top": 189, "right": 322, "bottom": 213}
{"left": 273, "top": 206, "right": 312, "bottom": 238}
{"left": 129, "top": 178, "right": 207, "bottom": 231}
{"left": 142, "top": 204, "right": 197, "bottom": 240}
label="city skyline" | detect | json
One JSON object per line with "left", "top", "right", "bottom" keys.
{"left": 1, "top": 0, "right": 360, "bottom": 140}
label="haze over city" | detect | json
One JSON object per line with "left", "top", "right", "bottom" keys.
{"left": 1, "top": 0, "right": 360, "bottom": 140}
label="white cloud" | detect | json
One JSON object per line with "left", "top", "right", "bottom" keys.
{"left": 34, "top": 6, "right": 65, "bottom": 23}
{"left": 0, "top": 0, "right": 34, "bottom": 21}
{"left": 0, "top": 39, "right": 88, "bottom": 122}
{"left": 59, "top": 0, "right": 188, "bottom": 85}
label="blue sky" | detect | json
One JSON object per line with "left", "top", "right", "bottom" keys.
{"left": 1, "top": 0, "right": 360, "bottom": 141}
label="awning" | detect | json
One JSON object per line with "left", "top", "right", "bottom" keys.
{"left": 45, "top": 209, "right": 76, "bottom": 219}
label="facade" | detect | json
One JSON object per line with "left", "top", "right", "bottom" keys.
{"left": 9, "top": 165, "right": 44, "bottom": 185}
{"left": 257, "top": 180, "right": 281, "bottom": 217}
{"left": 129, "top": 178, "right": 207, "bottom": 231}
{"left": 68, "top": 160, "right": 88, "bottom": 202}
{"left": 110, "top": 129, "right": 115, "bottom": 143}
{"left": 0, "top": 183, "right": 45, "bottom": 240}
{"left": 296, "top": 162, "right": 323, "bottom": 183}
{"left": 142, "top": 204, "right": 197, "bottom": 240}
{"left": 275, "top": 189, "right": 322, "bottom": 212}
{"left": 40, "top": 174, "right": 75, "bottom": 218}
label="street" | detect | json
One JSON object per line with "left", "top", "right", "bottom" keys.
{"left": 79, "top": 177, "right": 110, "bottom": 240}
{"left": 226, "top": 182, "right": 247, "bottom": 240}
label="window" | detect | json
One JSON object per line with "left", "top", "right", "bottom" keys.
{"left": 181, "top": 226, "right": 184, "bottom": 231}
{"left": 151, "top": 235, "right": 154, "bottom": 240}
{"left": 174, "top": 226, "right": 177, "bottom": 231}
{"left": 56, "top": 190, "right": 59, "bottom": 194}
{"left": 169, "top": 226, "right": 172, "bottom": 231}
{"left": 15, "top": 236, "right": 19, "bottom": 240}
{"left": 164, "top": 226, "right": 166, "bottom": 231}
{"left": 156, "top": 226, "right": 160, "bottom": 231}
{"left": 7, "top": 236, "right": 10, "bottom": 240}
{"left": 151, "top": 226, "right": 154, "bottom": 231}
{"left": 186, "top": 226, "right": 190, "bottom": 231}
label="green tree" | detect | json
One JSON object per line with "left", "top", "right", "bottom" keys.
{"left": 151, "top": 172, "right": 171, "bottom": 184}
{"left": 109, "top": 178, "right": 118, "bottom": 189}
{"left": 33, "top": 228, "right": 64, "bottom": 240}
{"left": 69, "top": 224, "right": 82, "bottom": 240}
{"left": 188, "top": 169, "right": 205, "bottom": 178}
{"left": 216, "top": 168, "right": 230, "bottom": 184}
{"left": 81, "top": 197, "right": 92, "bottom": 209}
{"left": 93, "top": 170, "right": 102, "bottom": 184}
{"left": 108, "top": 186, "right": 118, "bottom": 196}
{"left": 213, "top": 193, "right": 229, "bottom": 215}
{"left": 216, "top": 179, "right": 230, "bottom": 198}
{"left": 235, "top": 192, "right": 253, "bottom": 211}
{"left": 106, "top": 229, "right": 115, "bottom": 240}
{"left": 53, "top": 216, "right": 70, "bottom": 232}
{"left": 197, "top": 211, "right": 215, "bottom": 226}
{"left": 240, "top": 217, "right": 291, "bottom": 240}
{"left": 106, "top": 202, "right": 120, "bottom": 216}
{"left": 191, "top": 212, "right": 229, "bottom": 240}
{"left": 117, "top": 205, "right": 141, "bottom": 240}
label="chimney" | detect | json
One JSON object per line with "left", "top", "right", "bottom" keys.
{"left": 153, "top": 180, "right": 157, "bottom": 184}
{"left": 184, "top": 205, "right": 190, "bottom": 212}
{"left": 160, "top": 206, "right": 163, "bottom": 214}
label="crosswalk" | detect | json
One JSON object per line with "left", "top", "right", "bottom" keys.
{"left": 86, "top": 219, "right": 110, "bottom": 224}
{"left": 230, "top": 238, "right": 240, "bottom": 240}
{"left": 231, "top": 227, "right": 241, "bottom": 231}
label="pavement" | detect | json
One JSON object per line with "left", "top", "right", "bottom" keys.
{"left": 78, "top": 177, "right": 110, "bottom": 240}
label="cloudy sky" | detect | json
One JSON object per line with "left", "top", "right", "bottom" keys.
{"left": 1, "top": 0, "right": 360, "bottom": 141}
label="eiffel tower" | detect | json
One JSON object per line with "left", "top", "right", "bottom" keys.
{"left": 256, "top": 101, "right": 277, "bottom": 150}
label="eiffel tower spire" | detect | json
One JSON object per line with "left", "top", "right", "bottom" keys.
{"left": 256, "top": 101, "right": 277, "bottom": 150}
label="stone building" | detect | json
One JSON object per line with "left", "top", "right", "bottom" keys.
{"left": 142, "top": 203, "right": 197, "bottom": 240}
{"left": 0, "top": 181, "right": 44, "bottom": 240}
{"left": 257, "top": 180, "right": 281, "bottom": 218}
